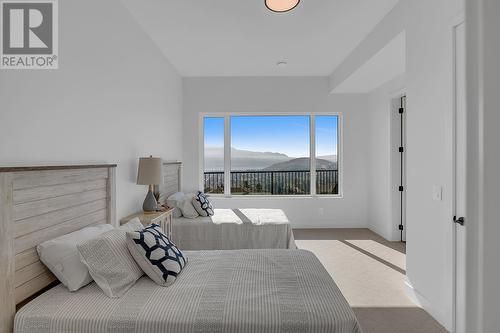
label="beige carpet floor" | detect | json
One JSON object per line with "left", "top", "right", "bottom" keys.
{"left": 294, "top": 228, "right": 448, "bottom": 333}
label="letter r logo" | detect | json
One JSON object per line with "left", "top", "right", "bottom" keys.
{"left": 2, "top": 2, "right": 53, "bottom": 54}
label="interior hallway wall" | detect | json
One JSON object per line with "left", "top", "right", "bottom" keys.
{"left": 465, "top": 0, "right": 500, "bottom": 331}
{"left": 359, "top": 0, "right": 463, "bottom": 329}
{"left": 404, "top": 0, "right": 464, "bottom": 329}
{"left": 366, "top": 75, "right": 406, "bottom": 241}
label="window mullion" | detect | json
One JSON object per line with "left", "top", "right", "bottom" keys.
{"left": 310, "top": 115, "right": 316, "bottom": 196}
{"left": 224, "top": 115, "right": 231, "bottom": 197}
{"left": 199, "top": 115, "right": 205, "bottom": 192}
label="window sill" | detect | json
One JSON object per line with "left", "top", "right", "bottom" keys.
{"left": 207, "top": 194, "right": 344, "bottom": 200}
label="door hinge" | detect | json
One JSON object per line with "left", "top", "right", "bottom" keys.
{"left": 399, "top": 186, "right": 404, "bottom": 192}
{"left": 399, "top": 107, "right": 404, "bottom": 114}
{"left": 399, "top": 147, "right": 404, "bottom": 153}
{"left": 398, "top": 225, "right": 404, "bottom": 231}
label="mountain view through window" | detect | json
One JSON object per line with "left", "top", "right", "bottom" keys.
{"left": 203, "top": 115, "right": 339, "bottom": 195}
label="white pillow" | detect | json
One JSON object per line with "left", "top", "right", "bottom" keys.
{"left": 126, "top": 224, "right": 187, "bottom": 286}
{"left": 180, "top": 193, "right": 199, "bottom": 219}
{"left": 37, "top": 223, "right": 114, "bottom": 292}
{"left": 78, "top": 228, "right": 144, "bottom": 298}
{"left": 119, "top": 217, "right": 144, "bottom": 231}
{"left": 166, "top": 192, "right": 184, "bottom": 218}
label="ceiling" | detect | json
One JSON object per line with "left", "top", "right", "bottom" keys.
{"left": 122, "top": 0, "right": 400, "bottom": 77}
{"left": 332, "top": 31, "right": 406, "bottom": 93}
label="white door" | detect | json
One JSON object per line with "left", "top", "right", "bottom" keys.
{"left": 453, "top": 21, "right": 466, "bottom": 333}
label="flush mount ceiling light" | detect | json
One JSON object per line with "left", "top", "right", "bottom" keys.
{"left": 276, "top": 61, "right": 288, "bottom": 67}
{"left": 265, "top": 0, "right": 300, "bottom": 13}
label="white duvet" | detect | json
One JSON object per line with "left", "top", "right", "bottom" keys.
{"left": 172, "top": 208, "right": 296, "bottom": 250}
{"left": 15, "top": 250, "right": 362, "bottom": 333}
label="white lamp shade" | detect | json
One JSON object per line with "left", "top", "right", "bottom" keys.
{"left": 136, "top": 157, "right": 163, "bottom": 185}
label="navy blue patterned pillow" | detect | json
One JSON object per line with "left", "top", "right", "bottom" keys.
{"left": 126, "top": 224, "right": 187, "bottom": 286}
{"left": 192, "top": 191, "right": 214, "bottom": 217}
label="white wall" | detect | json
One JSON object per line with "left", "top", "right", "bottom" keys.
{"left": 466, "top": 0, "right": 500, "bottom": 332}
{"left": 404, "top": 0, "right": 463, "bottom": 329}
{"left": 0, "top": 0, "right": 183, "bottom": 220}
{"left": 182, "top": 77, "right": 370, "bottom": 228}
{"left": 334, "top": 0, "right": 408, "bottom": 242}
{"left": 355, "top": 0, "right": 463, "bottom": 329}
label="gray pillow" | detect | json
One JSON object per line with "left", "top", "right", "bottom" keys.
{"left": 180, "top": 193, "right": 199, "bottom": 218}
{"left": 166, "top": 192, "right": 184, "bottom": 218}
{"left": 78, "top": 229, "right": 144, "bottom": 298}
{"left": 126, "top": 224, "right": 187, "bottom": 286}
{"left": 192, "top": 191, "right": 214, "bottom": 217}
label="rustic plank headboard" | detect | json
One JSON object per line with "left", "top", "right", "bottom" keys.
{"left": 156, "top": 161, "right": 182, "bottom": 204}
{"left": 0, "top": 164, "right": 116, "bottom": 333}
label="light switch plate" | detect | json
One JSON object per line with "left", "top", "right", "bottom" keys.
{"left": 433, "top": 186, "right": 442, "bottom": 201}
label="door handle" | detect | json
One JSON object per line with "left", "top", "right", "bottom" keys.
{"left": 453, "top": 216, "right": 465, "bottom": 226}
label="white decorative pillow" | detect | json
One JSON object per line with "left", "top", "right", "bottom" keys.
{"left": 126, "top": 224, "right": 187, "bottom": 286}
{"left": 192, "top": 191, "right": 214, "bottom": 217}
{"left": 179, "top": 193, "right": 199, "bottom": 219}
{"left": 37, "top": 224, "right": 114, "bottom": 292}
{"left": 119, "top": 217, "right": 144, "bottom": 231}
{"left": 77, "top": 229, "right": 144, "bottom": 298}
{"left": 166, "top": 192, "right": 184, "bottom": 218}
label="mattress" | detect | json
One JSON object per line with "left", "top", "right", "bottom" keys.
{"left": 15, "top": 249, "right": 362, "bottom": 333}
{"left": 172, "top": 208, "right": 296, "bottom": 250}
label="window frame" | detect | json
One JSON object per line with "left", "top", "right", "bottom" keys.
{"left": 199, "top": 112, "right": 343, "bottom": 198}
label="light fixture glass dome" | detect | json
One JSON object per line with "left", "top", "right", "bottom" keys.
{"left": 265, "top": 0, "right": 300, "bottom": 13}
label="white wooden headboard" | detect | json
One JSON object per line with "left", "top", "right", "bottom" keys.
{"left": 0, "top": 164, "right": 116, "bottom": 333}
{"left": 156, "top": 161, "right": 182, "bottom": 204}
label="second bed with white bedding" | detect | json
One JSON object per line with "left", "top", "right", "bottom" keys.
{"left": 15, "top": 249, "right": 362, "bottom": 333}
{"left": 172, "top": 208, "right": 296, "bottom": 250}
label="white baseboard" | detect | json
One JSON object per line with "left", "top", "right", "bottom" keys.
{"left": 292, "top": 223, "right": 368, "bottom": 229}
{"left": 366, "top": 225, "right": 401, "bottom": 242}
{"left": 405, "top": 278, "right": 452, "bottom": 331}
{"left": 404, "top": 279, "right": 424, "bottom": 306}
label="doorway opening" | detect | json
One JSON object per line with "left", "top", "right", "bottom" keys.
{"left": 391, "top": 95, "right": 406, "bottom": 242}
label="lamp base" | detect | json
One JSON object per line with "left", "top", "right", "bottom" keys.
{"left": 142, "top": 187, "right": 157, "bottom": 212}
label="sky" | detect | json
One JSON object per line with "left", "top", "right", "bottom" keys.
{"left": 204, "top": 115, "right": 338, "bottom": 158}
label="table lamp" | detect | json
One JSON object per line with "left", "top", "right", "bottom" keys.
{"left": 137, "top": 156, "right": 162, "bottom": 213}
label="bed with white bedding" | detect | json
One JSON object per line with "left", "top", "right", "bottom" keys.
{"left": 172, "top": 208, "right": 297, "bottom": 250}
{"left": 15, "top": 249, "right": 362, "bottom": 333}
{"left": 157, "top": 163, "right": 297, "bottom": 251}
{"left": 4, "top": 164, "right": 360, "bottom": 333}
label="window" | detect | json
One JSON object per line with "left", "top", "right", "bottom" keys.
{"left": 203, "top": 117, "right": 224, "bottom": 194}
{"left": 202, "top": 114, "right": 341, "bottom": 196}
{"left": 231, "top": 115, "right": 310, "bottom": 195}
{"left": 315, "top": 115, "right": 339, "bottom": 195}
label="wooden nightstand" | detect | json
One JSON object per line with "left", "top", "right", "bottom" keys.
{"left": 120, "top": 208, "right": 174, "bottom": 238}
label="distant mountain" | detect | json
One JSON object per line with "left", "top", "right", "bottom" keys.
{"left": 318, "top": 155, "right": 338, "bottom": 163}
{"left": 264, "top": 158, "right": 337, "bottom": 171}
{"left": 204, "top": 147, "right": 292, "bottom": 171}
{"left": 204, "top": 147, "right": 337, "bottom": 172}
